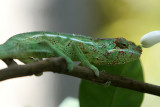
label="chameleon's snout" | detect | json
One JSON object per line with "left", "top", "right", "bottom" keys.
{"left": 135, "top": 45, "right": 142, "bottom": 57}
{"left": 128, "top": 41, "right": 142, "bottom": 58}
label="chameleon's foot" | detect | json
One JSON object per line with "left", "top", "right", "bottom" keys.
{"left": 65, "top": 58, "right": 74, "bottom": 72}
{"left": 103, "top": 81, "right": 111, "bottom": 87}
{"left": 29, "top": 57, "right": 40, "bottom": 62}
{"left": 34, "top": 72, "right": 43, "bottom": 76}
{"left": 89, "top": 65, "right": 99, "bottom": 77}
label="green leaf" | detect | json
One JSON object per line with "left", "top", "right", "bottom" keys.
{"left": 79, "top": 60, "right": 144, "bottom": 107}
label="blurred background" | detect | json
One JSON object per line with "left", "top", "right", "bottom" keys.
{"left": 0, "top": 0, "right": 160, "bottom": 107}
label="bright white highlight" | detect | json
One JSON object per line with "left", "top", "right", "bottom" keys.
{"left": 70, "top": 38, "right": 94, "bottom": 45}
{"left": 140, "top": 31, "right": 160, "bottom": 48}
{"left": 108, "top": 49, "right": 140, "bottom": 56}
{"left": 46, "top": 34, "right": 68, "bottom": 39}
{"left": 32, "top": 34, "right": 42, "bottom": 38}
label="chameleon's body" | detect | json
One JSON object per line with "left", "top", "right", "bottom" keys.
{"left": 0, "top": 31, "right": 142, "bottom": 76}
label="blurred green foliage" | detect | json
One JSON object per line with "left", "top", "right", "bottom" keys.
{"left": 79, "top": 60, "right": 144, "bottom": 107}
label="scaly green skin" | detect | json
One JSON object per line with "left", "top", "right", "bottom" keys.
{"left": 0, "top": 31, "right": 142, "bottom": 76}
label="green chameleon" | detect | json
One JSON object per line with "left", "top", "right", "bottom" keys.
{"left": 0, "top": 31, "right": 142, "bottom": 76}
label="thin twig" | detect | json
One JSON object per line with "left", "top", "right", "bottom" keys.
{"left": 0, "top": 57, "right": 160, "bottom": 96}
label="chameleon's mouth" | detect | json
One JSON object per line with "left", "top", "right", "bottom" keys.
{"left": 132, "top": 45, "right": 142, "bottom": 58}
{"left": 108, "top": 48, "right": 141, "bottom": 58}
{"left": 135, "top": 45, "right": 142, "bottom": 54}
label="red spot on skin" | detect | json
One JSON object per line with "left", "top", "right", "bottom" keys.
{"left": 116, "top": 55, "right": 119, "bottom": 60}
{"left": 89, "top": 46, "right": 93, "bottom": 49}
{"left": 50, "top": 40, "right": 55, "bottom": 45}
{"left": 82, "top": 45, "right": 85, "bottom": 50}
{"left": 104, "top": 52, "right": 111, "bottom": 58}
{"left": 89, "top": 46, "right": 97, "bottom": 52}
{"left": 96, "top": 59, "right": 101, "bottom": 65}
{"left": 78, "top": 43, "right": 82, "bottom": 47}
{"left": 78, "top": 43, "right": 85, "bottom": 50}
{"left": 118, "top": 51, "right": 125, "bottom": 56}
{"left": 49, "top": 39, "right": 53, "bottom": 45}
{"left": 129, "top": 53, "right": 133, "bottom": 58}
{"left": 49, "top": 39, "right": 55, "bottom": 45}
{"left": 67, "top": 41, "right": 72, "bottom": 47}
{"left": 90, "top": 38, "right": 94, "bottom": 40}
{"left": 112, "top": 60, "right": 116, "bottom": 65}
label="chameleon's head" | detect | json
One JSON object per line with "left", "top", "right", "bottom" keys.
{"left": 105, "top": 38, "right": 142, "bottom": 64}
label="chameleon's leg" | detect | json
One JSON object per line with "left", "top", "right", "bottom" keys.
{"left": 19, "top": 57, "right": 40, "bottom": 64}
{"left": 19, "top": 58, "right": 36, "bottom": 64}
{"left": 37, "top": 41, "right": 74, "bottom": 72}
{"left": 51, "top": 48, "right": 74, "bottom": 72}
{"left": 72, "top": 43, "right": 99, "bottom": 76}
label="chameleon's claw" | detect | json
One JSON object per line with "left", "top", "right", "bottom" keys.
{"left": 65, "top": 58, "right": 74, "bottom": 72}
{"left": 67, "top": 63, "right": 74, "bottom": 72}
{"left": 29, "top": 57, "right": 40, "bottom": 62}
{"left": 103, "top": 81, "right": 111, "bottom": 87}
{"left": 90, "top": 65, "right": 99, "bottom": 77}
{"left": 94, "top": 70, "right": 99, "bottom": 77}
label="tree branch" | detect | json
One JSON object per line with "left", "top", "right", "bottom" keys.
{"left": 0, "top": 57, "right": 160, "bottom": 96}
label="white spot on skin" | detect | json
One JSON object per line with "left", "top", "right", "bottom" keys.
{"left": 30, "top": 34, "right": 68, "bottom": 39}
{"left": 140, "top": 31, "right": 160, "bottom": 48}
{"left": 46, "top": 34, "right": 68, "bottom": 39}
{"left": 70, "top": 38, "right": 94, "bottom": 45}
{"left": 108, "top": 49, "right": 140, "bottom": 56}
{"left": 31, "top": 33, "right": 95, "bottom": 45}
{"left": 31, "top": 34, "right": 43, "bottom": 38}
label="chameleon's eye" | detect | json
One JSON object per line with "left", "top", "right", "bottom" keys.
{"left": 118, "top": 43, "right": 128, "bottom": 49}
{"left": 122, "top": 43, "right": 126, "bottom": 47}
{"left": 115, "top": 38, "right": 128, "bottom": 49}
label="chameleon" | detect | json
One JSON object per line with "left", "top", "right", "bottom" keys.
{"left": 0, "top": 31, "right": 142, "bottom": 76}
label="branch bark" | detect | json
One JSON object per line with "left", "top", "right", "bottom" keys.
{"left": 0, "top": 57, "right": 160, "bottom": 96}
